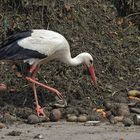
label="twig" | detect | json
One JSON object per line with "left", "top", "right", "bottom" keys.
{"left": 41, "top": 0, "right": 44, "bottom": 26}
{"left": 125, "top": 12, "right": 140, "bottom": 19}
{"left": 130, "top": 48, "right": 139, "bottom": 55}
{"left": 47, "top": 22, "right": 49, "bottom": 30}
{"left": 38, "top": 72, "right": 48, "bottom": 84}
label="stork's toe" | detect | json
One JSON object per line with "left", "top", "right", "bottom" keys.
{"left": 36, "top": 105, "right": 46, "bottom": 117}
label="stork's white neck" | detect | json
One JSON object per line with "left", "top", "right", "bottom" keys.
{"left": 63, "top": 53, "right": 85, "bottom": 66}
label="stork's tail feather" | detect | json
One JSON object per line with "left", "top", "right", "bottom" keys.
{"left": 0, "top": 30, "right": 33, "bottom": 60}
{"left": 0, "top": 42, "right": 18, "bottom": 59}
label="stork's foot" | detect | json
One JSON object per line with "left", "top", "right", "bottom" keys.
{"left": 36, "top": 105, "right": 46, "bottom": 117}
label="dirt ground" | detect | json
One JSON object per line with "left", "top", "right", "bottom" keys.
{"left": 0, "top": 122, "right": 140, "bottom": 140}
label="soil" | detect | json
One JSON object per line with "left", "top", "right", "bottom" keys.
{"left": 0, "top": 0, "right": 140, "bottom": 138}
{"left": 0, "top": 122, "right": 140, "bottom": 140}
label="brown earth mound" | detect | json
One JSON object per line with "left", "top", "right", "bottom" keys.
{"left": 0, "top": 0, "right": 140, "bottom": 123}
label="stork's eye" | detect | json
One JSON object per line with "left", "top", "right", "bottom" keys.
{"left": 90, "top": 60, "right": 93, "bottom": 64}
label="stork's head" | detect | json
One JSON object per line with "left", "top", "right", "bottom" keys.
{"left": 82, "top": 53, "right": 97, "bottom": 85}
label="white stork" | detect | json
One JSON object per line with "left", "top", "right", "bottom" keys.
{"left": 0, "top": 29, "right": 96, "bottom": 117}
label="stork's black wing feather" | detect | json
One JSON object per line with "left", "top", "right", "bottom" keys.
{"left": 0, "top": 31, "right": 47, "bottom": 60}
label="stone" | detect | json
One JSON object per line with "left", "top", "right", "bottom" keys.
{"left": 27, "top": 114, "right": 39, "bottom": 124}
{"left": 0, "top": 122, "right": 6, "bottom": 129}
{"left": 117, "top": 104, "right": 130, "bottom": 117}
{"left": 123, "top": 117, "right": 132, "bottom": 127}
{"left": 77, "top": 114, "right": 87, "bottom": 122}
{"left": 49, "top": 109, "right": 61, "bottom": 122}
{"left": 66, "top": 114, "right": 77, "bottom": 122}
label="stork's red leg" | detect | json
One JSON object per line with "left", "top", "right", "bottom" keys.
{"left": 32, "top": 82, "right": 45, "bottom": 117}
{"left": 26, "top": 77, "right": 64, "bottom": 100}
{"left": 26, "top": 65, "right": 65, "bottom": 117}
{"left": 26, "top": 65, "right": 46, "bottom": 117}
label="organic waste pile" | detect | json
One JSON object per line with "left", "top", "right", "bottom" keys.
{"left": 0, "top": 0, "right": 140, "bottom": 125}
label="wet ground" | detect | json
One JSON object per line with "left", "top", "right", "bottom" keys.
{"left": 0, "top": 122, "right": 140, "bottom": 140}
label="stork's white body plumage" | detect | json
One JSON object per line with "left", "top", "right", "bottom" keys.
{"left": 18, "top": 29, "right": 71, "bottom": 65}
{"left": 0, "top": 29, "right": 96, "bottom": 116}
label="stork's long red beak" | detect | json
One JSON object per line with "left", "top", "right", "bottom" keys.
{"left": 88, "top": 66, "right": 97, "bottom": 85}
